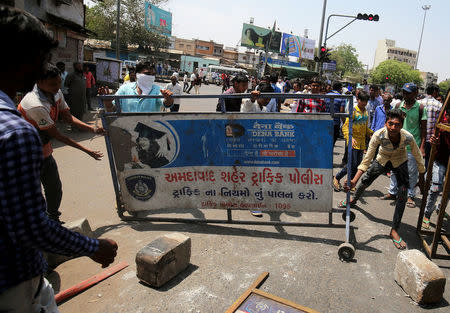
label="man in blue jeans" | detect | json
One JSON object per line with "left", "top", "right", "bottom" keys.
{"left": 385, "top": 83, "right": 427, "bottom": 208}
{"left": 325, "top": 82, "right": 346, "bottom": 147}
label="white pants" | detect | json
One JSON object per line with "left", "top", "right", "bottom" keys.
{"left": 0, "top": 276, "right": 59, "bottom": 313}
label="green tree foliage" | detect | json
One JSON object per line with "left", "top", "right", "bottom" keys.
{"left": 328, "top": 44, "right": 364, "bottom": 77}
{"left": 86, "top": 0, "right": 170, "bottom": 53}
{"left": 371, "top": 60, "right": 423, "bottom": 87}
{"left": 438, "top": 79, "right": 450, "bottom": 97}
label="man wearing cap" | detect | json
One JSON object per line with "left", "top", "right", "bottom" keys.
{"left": 100, "top": 61, "right": 173, "bottom": 112}
{"left": 385, "top": 82, "right": 427, "bottom": 208}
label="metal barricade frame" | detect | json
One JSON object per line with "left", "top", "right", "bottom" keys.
{"left": 99, "top": 92, "right": 357, "bottom": 260}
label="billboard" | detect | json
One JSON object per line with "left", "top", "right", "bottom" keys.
{"left": 144, "top": 2, "right": 172, "bottom": 36}
{"left": 104, "top": 113, "right": 333, "bottom": 213}
{"left": 280, "top": 33, "right": 315, "bottom": 60}
{"left": 241, "top": 23, "right": 281, "bottom": 53}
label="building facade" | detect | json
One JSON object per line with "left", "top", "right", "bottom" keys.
{"left": 237, "top": 51, "right": 259, "bottom": 70}
{"left": 194, "top": 39, "right": 214, "bottom": 56}
{"left": 373, "top": 39, "right": 417, "bottom": 69}
{"left": 173, "top": 37, "right": 196, "bottom": 55}
{"left": 420, "top": 72, "right": 438, "bottom": 89}
{"left": 213, "top": 43, "right": 224, "bottom": 58}
{"left": 13, "top": 0, "right": 89, "bottom": 69}
{"left": 222, "top": 47, "right": 239, "bottom": 66}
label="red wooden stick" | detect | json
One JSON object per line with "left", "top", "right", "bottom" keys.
{"left": 55, "top": 261, "right": 129, "bottom": 304}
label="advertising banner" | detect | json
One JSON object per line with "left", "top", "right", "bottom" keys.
{"left": 280, "top": 33, "right": 315, "bottom": 60}
{"left": 260, "top": 56, "right": 301, "bottom": 68}
{"left": 105, "top": 113, "right": 333, "bottom": 213}
{"left": 241, "top": 23, "right": 281, "bottom": 53}
{"left": 144, "top": 2, "right": 172, "bottom": 35}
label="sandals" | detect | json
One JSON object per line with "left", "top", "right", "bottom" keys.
{"left": 422, "top": 218, "right": 430, "bottom": 229}
{"left": 333, "top": 177, "right": 342, "bottom": 192}
{"left": 338, "top": 200, "right": 356, "bottom": 208}
{"left": 382, "top": 193, "right": 396, "bottom": 201}
{"left": 406, "top": 197, "right": 416, "bottom": 208}
{"left": 391, "top": 237, "right": 407, "bottom": 250}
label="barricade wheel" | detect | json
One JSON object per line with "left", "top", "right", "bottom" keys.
{"left": 338, "top": 243, "right": 355, "bottom": 261}
{"left": 341, "top": 211, "right": 356, "bottom": 222}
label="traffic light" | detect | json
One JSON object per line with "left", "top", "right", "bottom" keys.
{"left": 315, "top": 46, "right": 331, "bottom": 63}
{"left": 357, "top": 13, "right": 379, "bottom": 21}
{"left": 385, "top": 75, "right": 389, "bottom": 81}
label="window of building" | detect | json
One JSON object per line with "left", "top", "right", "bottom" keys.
{"left": 187, "top": 45, "right": 191, "bottom": 49}
{"left": 243, "top": 56, "right": 246, "bottom": 60}
{"left": 179, "top": 43, "right": 184, "bottom": 48}
{"left": 197, "top": 45, "right": 210, "bottom": 51}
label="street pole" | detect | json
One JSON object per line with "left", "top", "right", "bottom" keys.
{"left": 116, "top": 0, "right": 121, "bottom": 60}
{"left": 415, "top": 5, "right": 430, "bottom": 70}
{"left": 315, "top": 0, "right": 327, "bottom": 73}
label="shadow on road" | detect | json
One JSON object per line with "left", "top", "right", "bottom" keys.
{"left": 92, "top": 220, "right": 381, "bottom": 255}
{"left": 139, "top": 264, "right": 200, "bottom": 292}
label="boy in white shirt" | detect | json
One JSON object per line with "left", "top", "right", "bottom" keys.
{"left": 240, "top": 83, "right": 274, "bottom": 113}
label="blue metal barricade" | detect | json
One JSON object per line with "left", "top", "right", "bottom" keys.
{"left": 98, "top": 92, "right": 356, "bottom": 260}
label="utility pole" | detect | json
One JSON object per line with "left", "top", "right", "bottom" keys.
{"left": 415, "top": 5, "right": 431, "bottom": 70}
{"left": 315, "top": 0, "right": 327, "bottom": 72}
{"left": 116, "top": 0, "right": 121, "bottom": 60}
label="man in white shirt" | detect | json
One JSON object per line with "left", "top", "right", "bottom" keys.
{"left": 165, "top": 75, "right": 182, "bottom": 112}
{"left": 186, "top": 72, "right": 196, "bottom": 94}
{"left": 240, "top": 83, "right": 274, "bottom": 112}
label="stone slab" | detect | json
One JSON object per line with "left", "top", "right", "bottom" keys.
{"left": 136, "top": 233, "right": 191, "bottom": 288}
{"left": 394, "top": 249, "right": 446, "bottom": 304}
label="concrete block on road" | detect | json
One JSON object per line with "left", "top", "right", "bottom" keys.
{"left": 136, "top": 233, "right": 191, "bottom": 288}
{"left": 394, "top": 249, "right": 446, "bottom": 304}
{"left": 44, "top": 218, "right": 96, "bottom": 269}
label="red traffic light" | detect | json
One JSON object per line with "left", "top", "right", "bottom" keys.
{"left": 385, "top": 75, "right": 389, "bottom": 80}
{"left": 357, "top": 13, "right": 379, "bottom": 21}
{"left": 320, "top": 47, "right": 326, "bottom": 52}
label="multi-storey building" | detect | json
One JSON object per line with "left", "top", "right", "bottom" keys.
{"left": 373, "top": 39, "right": 417, "bottom": 69}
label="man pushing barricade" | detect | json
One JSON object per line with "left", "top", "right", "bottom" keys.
{"left": 99, "top": 60, "right": 174, "bottom": 112}
{"left": 338, "top": 109, "right": 425, "bottom": 250}
{"left": 0, "top": 6, "right": 118, "bottom": 312}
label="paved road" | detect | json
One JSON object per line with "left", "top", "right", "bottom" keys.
{"left": 49, "top": 90, "right": 449, "bottom": 313}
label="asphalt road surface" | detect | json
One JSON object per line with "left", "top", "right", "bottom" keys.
{"left": 48, "top": 85, "right": 449, "bottom": 312}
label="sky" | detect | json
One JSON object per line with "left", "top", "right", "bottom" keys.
{"left": 87, "top": 0, "right": 450, "bottom": 82}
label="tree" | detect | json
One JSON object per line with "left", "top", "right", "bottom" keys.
{"left": 328, "top": 44, "right": 364, "bottom": 78}
{"left": 438, "top": 79, "right": 450, "bottom": 98}
{"left": 86, "top": 0, "right": 170, "bottom": 53}
{"left": 371, "top": 60, "right": 423, "bottom": 88}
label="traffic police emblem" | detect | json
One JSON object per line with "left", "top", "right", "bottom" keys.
{"left": 125, "top": 175, "right": 155, "bottom": 201}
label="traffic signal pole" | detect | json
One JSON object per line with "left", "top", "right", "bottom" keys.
{"left": 315, "top": 0, "right": 328, "bottom": 73}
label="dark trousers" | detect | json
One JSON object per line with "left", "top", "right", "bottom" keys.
{"left": 186, "top": 82, "right": 194, "bottom": 93}
{"left": 336, "top": 148, "right": 364, "bottom": 181}
{"left": 424, "top": 141, "right": 431, "bottom": 171}
{"left": 170, "top": 104, "right": 180, "bottom": 112}
{"left": 86, "top": 88, "right": 92, "bottom": 109}
{"left": 333, "top": 124, "right": 340, "bottom": 147}
{"left": 40, "top": 155, "right": 63, "bottom": 221}
{"left": 183, "top": 82, "right": 189, "bottom": 92}
{"left": 354, "top": 160, "right": 409, "bottom": 230}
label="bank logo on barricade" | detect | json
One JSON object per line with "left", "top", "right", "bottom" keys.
{"left": 125, "top": 175, "right": 156, "bottom": 201}
{"left": 105, "top": 114, "right": 333, "bottom": 213}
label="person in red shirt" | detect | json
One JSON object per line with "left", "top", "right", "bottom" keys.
{"left": 83, "top": 64, "right": 96, "bottom": 110}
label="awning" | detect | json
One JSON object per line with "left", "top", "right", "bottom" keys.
{"left": 267, "top": 64, "right": 318, "bottom": 78}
